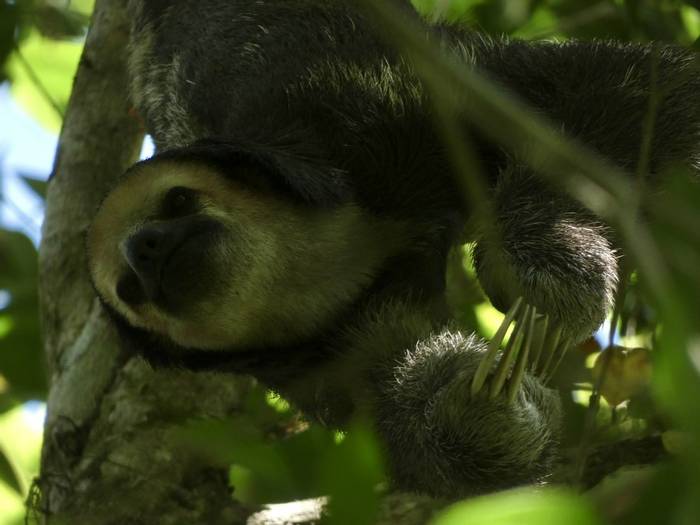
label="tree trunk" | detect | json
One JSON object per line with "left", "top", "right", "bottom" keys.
{"left": 37, "top": 1, "right": 252, "bottom": 523}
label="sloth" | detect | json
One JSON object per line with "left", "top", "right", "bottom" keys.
{"left": 86, "top": 0, "right": 700, "bottom": 498}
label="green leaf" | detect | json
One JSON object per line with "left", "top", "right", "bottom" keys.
{"left": 319, "top": 420, "right": 384, "bottom": 525}
{"left": 432, "top": 487, "right": 603, "bottom": 525}
{"left": 7, "top": 31, "right": 84, "bottom": 131}
{"left": 648, "top": 172, "right": 700, "bottom": 486}
{"left": 0, "top": 2, "right": 18, "bottom": 81}
{"left": 175, "top": 416, "right": 315, "bottom": 503}
{"left": 0, "top": 305, "right": 46, "bottom": 400}
{"left": 69, "top": 0, "right": 96, "bottom": 17}
{"left": 0, "top": 230, "right": 45, "bottom": 400}
{"left": 20, "top": 176, "right": 47, "bottom": 201}
{"left": 0, "top": 231, "right": 38, "bottom": 294}
{"left": 33, "top": 6, "right": 89, "bottom": 40}
{"left": 0, "top": 441, "right": 24, "bottom": 497}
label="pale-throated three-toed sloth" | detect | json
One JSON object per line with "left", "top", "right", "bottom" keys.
{"left": 86, "top": 0, "right": 700, "bottom": 497}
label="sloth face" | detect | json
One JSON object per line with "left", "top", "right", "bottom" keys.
{"left": 87, "top": 159, "right": 405, "bottom": 350}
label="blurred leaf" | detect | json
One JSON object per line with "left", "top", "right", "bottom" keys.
{"left": 470, "top": 0, "right": 539, "bottom": 34}
{"left": 592, "top": 346, "right": 652, "bottom": 407}
{"left": 0, "top": 230, "right": 37, "bottom": 293}
{"left": 20, "top": 176, "right": 47, "bottom": 200}
{"left": 319, "top": 420, "right": 384, "bottom": 525}
{"left": 265, "top": 391, "right": 291, "bottom": 414}
{"left": 661, "top": 431, "right": 691, "bottom": 455}
{"left": 0, "top": 442, "right": 23, "bottom": 497}
{"left": 33, "top": 5, "right": 88, "bottom": 40}
{"left": 7, "top": 31, "right": 83, "bottom": 131}
{"left": 432, "top": 487, "right": 603, "bottom": 525}
{"left": 176, "top": 416, "right": 335, "bottom": 504}
{"left": 626, "top": 390, "right": 658, "bottom": 422}
{"left": 618, "top": 276, "right": 657, "bottom": 340}
{"left": 518, "top": 1, "right": 624, "bottom": 40}
{"left": 176, "top": 413, "right": 385, "bottom": 517}
{"left": 0, "top": 306, "right": 46, "bottom": 400}
{"left": 445, "top": 245, "right": 483, "bottom": 331}
{"left": 68, "top": 0, "right": 96, "bottom": 17}
{"left": 0, "top": 2, "right": 19, "bottom": 81}
{"left": 0, "top": 231, "right": 45, "bottom": 400}
{"left": 512, "top": 6, "right": 561, "bottom": 39}
{"left": 412, "top": 0, "right": 485, "bottom": 20}
{"left": 681, "top": 5, "right": 700, "bottom": 40}
{"left": 0, "top": 404, "right": 44, "bottom": 522}
{"left": 592, "top": 462, "right": 695, "bottom": 525}
{"left": 642, "top": 171, "right": 700, "bottom": 515}
{"left": 0, "top": 393, "right": 18, "bottom": 415}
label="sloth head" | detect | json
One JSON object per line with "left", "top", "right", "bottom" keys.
{"left": 87, "top": 143, "right": 408, "bottom": 351}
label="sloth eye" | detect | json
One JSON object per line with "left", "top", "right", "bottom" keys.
{"left": 162, "top": 186, "right": 197, "bottom": 217}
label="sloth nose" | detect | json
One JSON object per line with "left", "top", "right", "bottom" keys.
{"left": 122, "top": 223, "right": 180, "bottom": 300}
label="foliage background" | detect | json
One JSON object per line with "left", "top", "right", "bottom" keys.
{"left": 1, "top": 1, "right": 699, "bottom": 524}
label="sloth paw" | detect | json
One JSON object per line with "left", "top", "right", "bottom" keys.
{"left": 372, "top": 313, "right": 563, "bottom": 497}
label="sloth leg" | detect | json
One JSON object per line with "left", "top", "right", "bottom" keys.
{"left": 303, "top": 300, "right": 563, "bottom": 498}
{"left": 373, "top": 327, "right": 561, "bottom": 497}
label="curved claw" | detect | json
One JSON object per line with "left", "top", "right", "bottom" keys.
{"left": 537, "top": 325, "right": 563, "bottom": 379}
{"left": 472, "top": 297, "right": 571, "bottom": 404}
{"left": 489, "top": 304, "right": 532, "bottom": 400}
{"left": 528, "top": 314, "right": 549, "bottom": 374}
{"left": 471, "top": 297, "right": 523, "bottom": 397}
{"left": 506, "top": 305, "right": 537, "bottom": 402}
{"left": 544, "top": 340, "right": 572, "bottom": 383}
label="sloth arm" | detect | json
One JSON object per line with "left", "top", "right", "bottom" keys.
{"left": 467, "top": 38, "right": 700, "bottom": 344}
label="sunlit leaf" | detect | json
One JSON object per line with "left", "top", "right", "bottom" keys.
{"left": 7, "top": 31, "right": 83, "bottom": 131}
{"left": 0, "top": 404, "right": 43, "bottom": 522}
{"left": 0, "top": 442, "right": 23, "bottom": 496}
{"left": 176, "top": 414, "right": 336, "bottom": 504}
{"left": 176, "top": 418, "right": 295, "bottom": 487}
{"left": 592, "top": 346, "right": 653, "bottom": 407}
{"left": 70, "top": 0, "right": 97, "bottom": 17}
{"left": 432, "top": 487, "right": 603, "bottom": 525}
{"left": 681, "top": 5, "right": 700, "bottom": 40}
